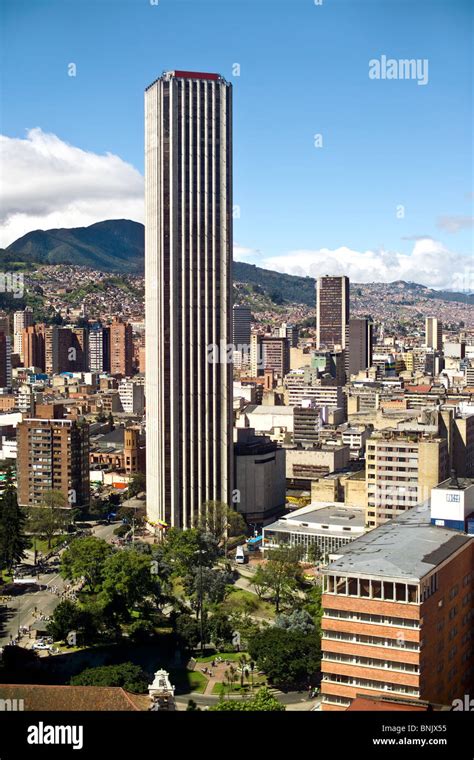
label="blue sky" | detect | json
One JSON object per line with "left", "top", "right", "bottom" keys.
{"left": 0, "top": 0, "right": 472, "bottom": 287}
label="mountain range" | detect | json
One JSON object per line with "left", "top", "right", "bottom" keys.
{"left": 2, "top": 219, "right": 473, "bottom": 307}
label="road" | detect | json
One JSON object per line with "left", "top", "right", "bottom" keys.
{"left": 0, "top": 520, "right": 118, "bottom": 646}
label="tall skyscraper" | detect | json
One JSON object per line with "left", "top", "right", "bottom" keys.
{"left": 345, "top": 317, "right": 373, "bottom": 378}
{"left": 145, "top": 70, "right": 233, "bottom": 529}
{"left": 425, "top": 316, "right": 443, "bottom": 351}
{"left": 316, "top": 275, "right": 349, "bottom": 350}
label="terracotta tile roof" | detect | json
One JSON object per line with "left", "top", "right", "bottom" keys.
{"left": 0, "top": 684, "right": 148, "bottom": 711}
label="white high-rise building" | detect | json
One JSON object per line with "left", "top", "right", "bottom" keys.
{"left": 145, "top": 70, "right": 233, "bottom": 529}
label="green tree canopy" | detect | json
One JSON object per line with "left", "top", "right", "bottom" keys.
{"left": 162, "top": 527, "right": 219, "bottom": 576}
{"left": 198, "top": 501, "right": 246, "bottom": 545}
{"left": 70, "top": 662, "right": 147, "bottom": 693}
{"left": 0, "top": 470, "right": 29, "bottom": 572}
{"left": 100, "top": 548, "right": 161, "bottom": 618}
{"left": 28, "top": 490, "right": 70, "bottom": 550}
{"left": 252, "top": 546, "right": 304, "bottom": 612}
{"left": 209, "top": 686, "right": 285, "bottom": 711}
{"left": 60, "top": 536, "right": 113, "bottom": 591}
{"left": 248, "top": 626, "right": 321, "bottom": 688}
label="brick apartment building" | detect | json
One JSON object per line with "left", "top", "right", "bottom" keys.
{"left": 17, "top": 413, "right": 90, "bottom": 509}
{"left": 320, "top": 503, "right": 474, "bottom": 710}
{"left": 109, "top": 318, "right": 133, "bottom": 377}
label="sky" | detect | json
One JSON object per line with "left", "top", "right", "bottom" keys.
{"left": 0, "top": 0, "right": 472, "bottom": 288}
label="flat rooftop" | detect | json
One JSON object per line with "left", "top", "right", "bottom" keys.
{"left": 265, "top": 503, "right": 365, "bottom": 537}
{"left": 324, "top": 502, "right": 472, "bottom": 582}
{"left": 433, "top": 476, "right": 474, "bottom": 492}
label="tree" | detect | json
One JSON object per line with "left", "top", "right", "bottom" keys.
{"left": 71, "top": 662, "right": 147, "bottom": 693}
{"left": 128, "top": 619, "right": 154, "bottom": 643}
{"left": 248, "top": 627, "right": 321, "bottom": 688}
{"left": 127, "top": 472, "right": 146, "bottom": 498}
{"left": 304, "top": 582, "right": 324, "bottom": 630}
{"left": 208, "top": 611, "right": 234, "bottom": 649}
{"left": 61, "top": 536, "right": 113, "bottom": 591}
{"left": 46, "top": 599, "right": 99, "bottom": 645}
{"left": 184, "top": 567, "right": 233, "bottom": 607}
{"left": 307, "top": 543, "right": 322, "bottom": 566}
{"left": 252, "top": 546, "right": 304, "bottom": 613}
{"left": 28, "top": 490, "right": 70, "bottom": 550}
{"left": 100, "top": 548, "right": 161, "bottom": 618}
{"left": 0, "top": 471, "right": 29, "bottom": 572}
{"left": 175, "top": 613, "right": 201, "bottom": 651}
{"left": 224, "top": 664, "right": 238, "bottom": 694}
{"left": 46, "top": 600, "right": 81, "bottom": 643}
{"left": 275, "top": 609, "right": 316, "bottom": 635}
{"left": 162, "top": 528, "right": 219, "bottom": 576}
{"left": 198, "top": 501, "right": 246, "bottom": 546}
{"left": 209, "top": 686, "right": 285, "bottom": 711}
{"left": 238, "top": 654, "right": 250, "bottom": 688}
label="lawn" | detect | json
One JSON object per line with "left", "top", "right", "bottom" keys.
{"left": 211, "top": 682, "right": 251, "bottom": 696}
{"left": 168, "top": 668, "right": 207, "bottom": 694}
{"left": 221, "top": 588, "right": 275, "bottom": 620}
{"left": 195, "top": 651, "right": 248, "bottom": 663}
{"left": 211, "top": 675, "right": 267, "bottom": 696}
{"left": 35, "top": 534, "right": 69, "bottom": 555}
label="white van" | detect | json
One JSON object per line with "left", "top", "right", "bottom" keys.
{"left": 235, "top": 546, "right": 246, "bottom": 564}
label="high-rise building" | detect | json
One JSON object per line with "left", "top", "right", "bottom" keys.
{"left": 279, "top": 322, "right": 298, "bottom": 348}
{"left": 321, "top": 503, "right": 474, "bottom": 711}
{"left": 13, "top": 307, "right": 33, "bottom": 360}
{"left": 17, "top": 416, "right": 90, "bottom": 509}
{"left": 425, "top": 316, "right": 443, "bottom": 351}
{"left": 72, "top": 327, "right": 89, "bottom": 372}
{"left": 44, "top": 326, "right": 78, "bottom": 374}
{"left": 145, "top": 70, "right": 233, "bottom": 528}
{"left": 0, "top": 331, "right": 12, "bottom": 389}
{"left": 109, "top": 318, "right": 133, "bottom": 377}
{"left": 89, "top": 324, "right": 110, "bottom": 373}
{"left": 232, "top": 305, "right": 251, "bottom": 366}
{"left": 345, "top": 317, "right": 373, "bottom": 377}
{"left": 0, "top": 313, "right": 10, "bottom": 335}
{"left": 250, "top": 335, "right": 290, "bottom": 378}
{"left": 316, "top": 275, "right": 349, "bottom": 351}
{"left": 23, "top": 324, "right": 46, "bottom": 371}
{"left": 366, "top": 431, "right": 449, "bottom": 527}
{"left": 232, "top": 305, "right": 251, "bottom": 348}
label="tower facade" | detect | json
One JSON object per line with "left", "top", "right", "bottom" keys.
{"left": 145, "top": 70, "right": 233, "bottom": 528}
{"left": 316, "top": 275, "right": 350, "bottom": 351}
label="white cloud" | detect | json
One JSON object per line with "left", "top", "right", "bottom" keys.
{"left": 258, "top": 238, "right": 471, "bottom": 290}
{"left": 436, "top": 215, "right": 474, "bottom": 233}
{"left": 0, "top": 128, "right": 144, "bottom": 247}
{"left": 233, "top": 244, "right": 260, "bottom": 262}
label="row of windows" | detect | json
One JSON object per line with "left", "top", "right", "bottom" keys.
{"left": 322, "top": 674, "right": 419, "bottom": 697}
{"left": 324, "top": 608, "right": 419, "bottom": 629}
{"left": 322, "top": 630, "right": 420, "bottom": 651}
{"left": 323, "top": 651, "right": 419, "bottom": 673}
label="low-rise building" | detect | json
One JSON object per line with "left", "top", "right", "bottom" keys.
{"left": 262, "top": 502, "right": 366, "bottom": 561}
